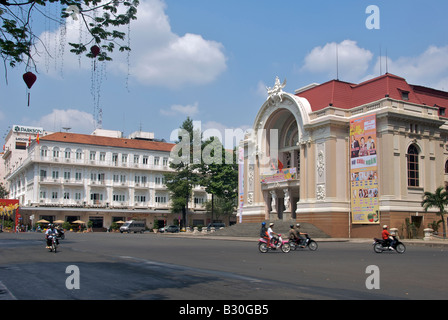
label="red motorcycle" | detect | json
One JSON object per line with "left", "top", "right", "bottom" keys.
{"left": 258, "top": 234, "right": 291, "bottom": 253}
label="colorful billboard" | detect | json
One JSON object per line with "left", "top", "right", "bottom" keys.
{"left": 0, "top": 199, "right": 20, "bottom": 231}
{"left": 350, "top": 115, "right": 379, "bottom": 224}
{"left": 260, "top": 167, "right": 297, "bottom": 184}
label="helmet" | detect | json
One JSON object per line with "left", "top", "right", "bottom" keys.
{"left": 261, "top": 222, "right": 266, "bottom": 226}
{"left": 290, "top": 225, "right": 294, "bottom": 228}
{"left": 383, "top": 225, "right": 388, "bottom": 229}
{"left": 296, "top": 223, "right": 301, "bottom": 228}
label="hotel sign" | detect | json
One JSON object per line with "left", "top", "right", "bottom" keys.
{"left": 13, "top": 125, "right": 43, "bottom": 135}
{"left": 350, "top": 115, "right": 379, "bottom": 224}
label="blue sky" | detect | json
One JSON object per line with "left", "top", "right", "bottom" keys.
{"left": 1, "top": 0, "right": 448, "bottom": 147}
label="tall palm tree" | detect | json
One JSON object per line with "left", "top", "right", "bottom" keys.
{"left": 421, "top": 186, "right": 447, "bottom": 238}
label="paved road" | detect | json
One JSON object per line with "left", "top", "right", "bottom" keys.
{"left": 0, "top": 232, "right": 447, "bottom": 301}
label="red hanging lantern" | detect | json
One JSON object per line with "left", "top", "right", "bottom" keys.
{"left": 91, "top": 45, "right": 100, "bottom": 71}
{"left": 23, "top": 71, "right": 37, "bottom": 106}
{"left": 91, "top": 45, "right": 100, "bottom": 58}
{"left": 23, "top": 71, "right": 37, "bottom": 89}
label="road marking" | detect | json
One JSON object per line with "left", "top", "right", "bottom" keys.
{"left": 0, "top": 281, "right": 17, "bottom": 300}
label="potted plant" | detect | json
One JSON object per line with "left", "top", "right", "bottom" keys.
{"left": 87, "top": 220, "right": 93, "bottom": 232}
{"left": 153, "top": 220, "right": 159, "bottom": 233}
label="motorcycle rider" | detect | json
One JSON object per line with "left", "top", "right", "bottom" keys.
{"left": 267, "top": 223, "right": 279, "bottom": 248}
{"left": 45, "top": 224, "right": 58, "bottom": 248}
{"left": 382, "top": 225, "right": 395, "bottom": 249}
{"left": 289, "top": 224, "right": 307, "bottom": 247}
{"left": 260, "top": 222, "right": 269, "bottom": 246}
{"left": 288, "top": 224, "right": 298, "bottom": 240}
{"left": 295, "top": 223, "right": 308, "bottom": 247}
{"left": 288, "top": 224, "right": 303, "bottom": 248}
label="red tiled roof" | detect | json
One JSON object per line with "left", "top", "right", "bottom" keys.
{"left": 410, "top": 84, "right": 448, "bottom": 113}
{"left": 40, "top": 132, "right": 175, "bottom": 152}
{"left": 297, "top": 73, "right": 448, "bottom": 116}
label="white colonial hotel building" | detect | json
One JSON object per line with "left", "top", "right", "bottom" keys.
{"left": 3, "top": 128, "right": 210, "bottom": 230}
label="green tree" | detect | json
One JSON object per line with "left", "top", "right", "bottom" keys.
{"left": 421, "top": 186, "right": 447, "bottom": 238}
{"left": 197, "top": 136, "right": 238, "bottom": 223}
{"left": 0, "top": 182, "right": 9, "bottom": 198}
{"left": 0, "top": 0, "right": 138, "bottom": 71}
{"left": 164, "top": 117, "right": 201, "bottom": 229}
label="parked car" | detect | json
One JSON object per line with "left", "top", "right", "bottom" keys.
{"left": 119, "top": 220, "right": 146, "bottom": 233}
{"left": 161, "top": 225, "right": 180, "bottom": 233}
{"left": 207, "top": 223, "right": 225, "bottom": 231}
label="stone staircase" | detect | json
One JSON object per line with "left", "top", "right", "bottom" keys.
{"left": 210, "top": 220, "right": 330, "bottom": 238}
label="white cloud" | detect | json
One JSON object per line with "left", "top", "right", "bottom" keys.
{"left": 367, "top": 45, "right": 448, "bottom": 90}
{"left": 302, "top": 40, "right": 373, "bottom": 82}
{"left": 160, "top": 102, "right": 199, "bottom": 116}
{"left": 256, "top": 80, "right": 269, "bottom": 99}
{"left": 30, "top": 109, "right": 96, "bottom": 133}
{"left": 35, "top": 0, "right": 227, "bottom": 88}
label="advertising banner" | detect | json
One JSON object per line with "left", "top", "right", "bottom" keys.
{"left": 350, "top": 115, "right": 379, "bottom": 224}
{"left": 238, "top": 147, "right": 244, "bottom": 223}
{"left": 260, "top": 167, "right": 297, "bottom": 184}
{"left": 0, "top": 199, "right": 20, "bottom": 231}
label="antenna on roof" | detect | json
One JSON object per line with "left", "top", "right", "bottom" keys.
{"left": 379, "top": 45, "right": 382, "bottom": 75}
{"left": 336, "top": 43, "right": 339, "bottom": 80}
{"left": 385, "top": 49, "right": 389, "bottom": 74}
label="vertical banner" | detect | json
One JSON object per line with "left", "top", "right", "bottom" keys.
{"left": 238, "top": 147, "right": 244, "bottom": 223}
{"left": 350, "top": 115, "right": 379, "bottom": 224}
{"left": 0, "top": 199, "right": 20, "bottom": 231}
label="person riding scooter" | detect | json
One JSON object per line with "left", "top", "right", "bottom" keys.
{"left": 259, "top": 222, "right": 269, "bottom": 245}
{"left": 267, "top": 223, "right": 279, "bottom": 248}
{"left": 289, "top": 224, "right": 307, "bottom": 248}
{"left": 45, "top": 224, "right": 59, "bottom": 248}
{"left": 382, "top": 225, "right": 396, "bottom": 249}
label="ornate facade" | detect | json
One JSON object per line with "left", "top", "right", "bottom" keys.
{"left": 239, "top": 74, "right": 448, "bottom": 238}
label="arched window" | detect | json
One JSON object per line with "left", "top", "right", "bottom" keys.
{"left": 53, "top": 147, "right": 60, "bottom": 159}
{"left": 407, "top": 144, "right": 419, "bottom": 187}
{"left": 64, "top": 148, "right": 71, "bottom": 159}
{"left": 40, "top": 146, "right": 48, "bottom": 158}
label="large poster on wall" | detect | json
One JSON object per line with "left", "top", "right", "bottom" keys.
{"left": 350, "top": 114, "right": 379, "bottom": 224}
{"left": 0, "top": 199, "right": 20, "bottom": 230}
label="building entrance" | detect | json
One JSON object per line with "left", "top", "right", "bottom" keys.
{"left": 89, "top": 216, "right": 104, "bottom": 228}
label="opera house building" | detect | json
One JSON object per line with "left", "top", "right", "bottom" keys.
{"left": 238, "top": 74, "right": 448, "bottom": 238}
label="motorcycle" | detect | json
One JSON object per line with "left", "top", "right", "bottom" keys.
{"left": 289, "top": 234, "right": 318, "bottom": 251}
{"left": 373, "top": 235, "right": 406, "bottom": 254}
{"left": 56, "top": 228, "right": 65, "bottom": 240}
{"left": 258, "top": 234, "right": 291, "bottom": 253}
{"left": 46, "top": 233, "right": 59, "bottom": 253}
